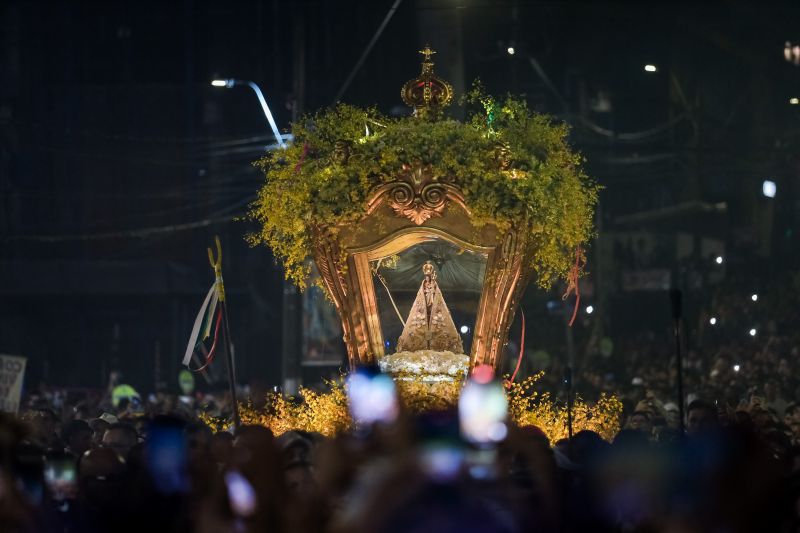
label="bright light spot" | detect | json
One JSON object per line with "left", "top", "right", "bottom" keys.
{"left": 487, "top": 422, "right": 508, "bottom": 442}
{"left": 751, "top": 294, "right": 758, "bottom": 302}
{"left": 644, "top": 64, "right": 657, "bottom": 72}
{"left": 715, "top": 256, "right": 724, "bottom": 265}
{"left": 211, "top": 79, "right": 228, "bottom": 87}
{"left": 790, "top": 97, "right": 800, "bottom": 105}
{"left": 762, "top": 180, "right": 776, "bottom": 198}
{"left": 507, "top": 47, "right": 515, "bottom": 55}
{"left": 709, "top": 317, "right": 717, "bottom": 325}
{"left": 749, "top": 328, "right": 757, "bottom": 337}
{"left": 733, "top": 364, "right": 740, "bottom": 372}
{"left": 585, "top": 305, "right": 594, "bottom": 314}
{"left": 470, "top": 365, "right": 495, "bottom": 384}
{"left": 460, "top": 325, "right": 470, "bottom": 334}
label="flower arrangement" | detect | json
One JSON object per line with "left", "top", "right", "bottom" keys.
{"left": 378, "top": 349, "right": 469, "bottom": 379}
{"left": 249, "top": 83, "right": 599, "bottom": 292}
{"left": 202, "top": 373, "right": 621, "bottom": 443}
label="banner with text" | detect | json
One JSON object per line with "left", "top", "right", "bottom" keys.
{"left": 0, "top": 355, "right": 27, "bottom": 414}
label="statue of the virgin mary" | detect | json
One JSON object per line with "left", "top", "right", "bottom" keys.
{"left": 396, "top": 261, "right": 464, "bottom": 354}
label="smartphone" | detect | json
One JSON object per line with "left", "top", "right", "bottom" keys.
{"left": 225, "top": 470, "right": 257, "bottom": 518}
{"left": 146, "top": 417, "right": 188, "bottom": 494}
{"left": 458, "top": 374, "right": 508, "bottom": 446}
{"left": 15, "top": 445, "right": 45, "bottom": 505}
{"left": 416, "top": 410, "right": 465, "bottom": 482}
{"left": 346, "top": 366, "right": 399, "bottom": 426}
{"left": 44, "top": 454, "right": 77, "bottom": 501}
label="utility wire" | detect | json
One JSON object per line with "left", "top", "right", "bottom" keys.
{"left": 2, "top": 197, "right": 253, "bottom": 242}
{"left": 527, "top": 55, "right": 690, "bottom": 142}
{"left": 332, "top": 0, "right": 404, "bottom": 104}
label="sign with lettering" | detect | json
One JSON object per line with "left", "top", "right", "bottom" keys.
{"left": 0, "top": 355, "right": 27, "bottom": 414}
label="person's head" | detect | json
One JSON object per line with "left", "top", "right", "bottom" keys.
{"left": 78, "top": 447, "right": 127, "bottom": 507}
{"left": 785, "top": 403, "right": 800, "bottom": 430}
{"left": 686, "top": 399, "right": 717, "bottom": 434}
{"left": 210, "top": 431, "right": 234, "bottom": 468}
{"left": 22, "top": 408, "right": 60, "bottom": 448}
{"left": 185, "top": 422, "right": 212, "bottom": 462}
{"left": 62, "top": 419, "right": 92, "bottom": 457}
{"left": 102, "top": 422, "right": 138, "bottom": 460}
{"left": 663, "top": 402, "right": 680, "bottom": 429}
{"left": 627, "top": 411, "right": 652, "bottom": 434}
{"left": 277, "top": 431, "right": 315, "bottom": 467}
{"left": 764, "top": 382, "right": 777, "bottom": 401}
{"left": 89, "top": 417, "right": 112, "bottom": 447}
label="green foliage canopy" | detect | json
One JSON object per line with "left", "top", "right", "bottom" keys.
{"left": 250, "top": 86, "right": 599, "bottom": 291}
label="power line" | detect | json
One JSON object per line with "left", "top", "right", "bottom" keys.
{"left": 2, "top": 198, "right": 253, "bottom": 242}
{"left": 332, "top": 0, "right": 404, "bottom": 104}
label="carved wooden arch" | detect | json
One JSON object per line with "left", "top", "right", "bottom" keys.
{"left": 310, "top": 163, "right": 536, "bottom": 372}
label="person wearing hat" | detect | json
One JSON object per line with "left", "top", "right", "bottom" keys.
{"left": 89, "top": 413, "right": 118, "bottom": 447}
{"left": 663, "top": 402, "right": 680, "bottom": 430}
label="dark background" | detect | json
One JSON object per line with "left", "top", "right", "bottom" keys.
{"left": 1, "top": 0, "right": 798, "bottom": 396}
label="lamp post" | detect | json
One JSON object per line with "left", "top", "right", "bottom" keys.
{"left": 211, "top": 79, "right": 287, "bottom": 149}
{"left": 211, "top": 77, "right": 300, "bottom": 395}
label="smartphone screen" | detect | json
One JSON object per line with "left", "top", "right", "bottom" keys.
{"left": 225, "top": 470, "right": 257, "bottom": 517}
{"left": 416, "top": 410, "right": 465, "bottom": 482}
{"left": 346, "top": 367, "right": 399, "bottom": 426}
{"left": 146, "top": 417, "right": 188, "bottom": 494}
{"left": 44, "top": 456, "right": 77, "bottom": 501}
{"left": 458, "top": 376, "right": 508, "bottom": 446}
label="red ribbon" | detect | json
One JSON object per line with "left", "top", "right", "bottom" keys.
{"left": 507, "top": 308, "right": 526, "bottom": 386}
{"left": 563, "top": 246, "right": 585, "bottom": 327}
{"left": 294, "top": 142, "right": 309, "bottom": 173}
{"left": 190, "top": 306, "right": 223, "bottom": 373}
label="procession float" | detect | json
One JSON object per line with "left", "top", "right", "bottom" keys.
{"left": 225, "top": 47, "right": 620, "bottom": 441}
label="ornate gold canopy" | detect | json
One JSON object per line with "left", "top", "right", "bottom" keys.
{"left": 311, "top": 159, "right": 536, "bottom": 372}
{"left": 248, "top": 46, "right": 596, "bottom": 375}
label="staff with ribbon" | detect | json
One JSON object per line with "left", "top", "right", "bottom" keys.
{"left": 182, "top": 236, "right": 240, "bottom": 427}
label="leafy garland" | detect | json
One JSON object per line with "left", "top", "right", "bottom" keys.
{"left": 250, "top": 83, "right": 599, "bottom": 290}
{"left": 200, "top": 373, "right": 621, "bottom": 443}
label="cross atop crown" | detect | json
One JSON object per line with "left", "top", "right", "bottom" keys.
{"left": 419, "top": 45, "right": 436, "bottom": 63}
{"left": 401, "top": 45, "right": 453, "bottom": 119}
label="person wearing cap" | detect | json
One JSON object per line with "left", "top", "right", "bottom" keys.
{"left": 89, "top": 413, "right": 118, "bottom": 448}
{"left": 663, "top": 402, "right": 680, "bottom": 430}
{"left": 101, "top": 422, "right": 138, "bottom": 460}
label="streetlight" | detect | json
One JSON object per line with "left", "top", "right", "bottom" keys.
{"left": 211, "top": 78, "right": 287, "bottom": 149}
{"left": 644, "top": 64, "right": 657, "bottom": 72}
{"left": 762, "top": 180, "right": 777, "bottom": 198}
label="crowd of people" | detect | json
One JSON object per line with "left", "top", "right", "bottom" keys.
{"left": 2, "top": 379, "right": 800, "bottom": 532}
{"left": 6, "top": 322, "right": 800, "bottom": 533}
{"left": 2, "top": 268, "right": 800, "bottom": 531}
